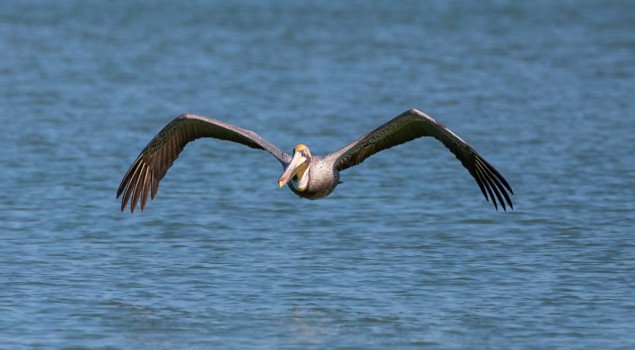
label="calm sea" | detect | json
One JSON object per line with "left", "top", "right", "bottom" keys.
{"left": 1, "top": 0, "right": 634, "bottom": 349}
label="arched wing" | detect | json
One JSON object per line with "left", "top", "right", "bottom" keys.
{"left": 327, "top": 109, "right": 514, "bottom": 210}
{"left": 116, "top": 114, "right": 291, "bottom": 212}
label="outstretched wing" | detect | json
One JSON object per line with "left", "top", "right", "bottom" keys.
{"left": 117, "top": 114, "right": 291, "bottom": 212}
{"left": 327, "top": 109, "right": 513, "bottom": 211}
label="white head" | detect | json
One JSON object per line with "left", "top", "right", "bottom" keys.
{"left": 278, "top": 144, "right": 312, "bottom": 191}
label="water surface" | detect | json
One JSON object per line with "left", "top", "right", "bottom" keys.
{"left": 1, "top": 1, "right": 634, "bottom": 349}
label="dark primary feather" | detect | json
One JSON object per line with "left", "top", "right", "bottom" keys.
{"left": 116, "top": 114, "right": 290, "bottom": 212}
{"left": 328, "top": 109, "right": 514, "bottom": 210}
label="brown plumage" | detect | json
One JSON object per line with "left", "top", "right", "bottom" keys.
{"left": 117, "top": 109, "right": 513, "bottom": 212}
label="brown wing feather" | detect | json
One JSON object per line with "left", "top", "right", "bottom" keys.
{"left": 117, "top": 114, "right": 290, "bottom": 212}
{"left": 328, "top": 109, "right": 513, "bottom": 211}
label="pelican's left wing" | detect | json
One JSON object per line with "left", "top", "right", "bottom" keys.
{"left": 327, "top": 109, "right": 513, "bottom": 210}
{"left": 117, "top": 114, "right": 291, "bottom": 212}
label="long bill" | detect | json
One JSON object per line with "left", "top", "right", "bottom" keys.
{"left": 278, "top": 152, "right": 310, "bottom": 188}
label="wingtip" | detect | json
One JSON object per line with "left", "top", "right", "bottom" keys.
{"left": 497, "top": 196, "right": 514, "bottom": 212}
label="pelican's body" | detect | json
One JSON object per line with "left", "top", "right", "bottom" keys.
{"left": 283, "top": 154, "right": 340, "bottom": 200}
{"left": 117, "top": 109, "right": 513, "bottom": 212}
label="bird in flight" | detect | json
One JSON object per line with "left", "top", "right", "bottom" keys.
{"left": 117, "top": 108, "right": 513, "bottom": 212}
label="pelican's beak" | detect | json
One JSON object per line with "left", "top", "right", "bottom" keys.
{"left": 278, "top": 150, "right": 310, "bottom": 188}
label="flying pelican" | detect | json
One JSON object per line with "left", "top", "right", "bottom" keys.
{"left": 117, "top": 108, "right": 513, "bottom": 212}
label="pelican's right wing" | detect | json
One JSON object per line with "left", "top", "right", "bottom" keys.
{"left": 116, "top": 114, "right": 291, "bottom": 212}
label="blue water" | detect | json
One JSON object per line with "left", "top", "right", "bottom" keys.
{"left": 1, "top": 0, "right": 634, "bottom": 348}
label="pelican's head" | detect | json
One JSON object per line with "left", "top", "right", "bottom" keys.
{"left": 278, "top": 144, "right": 312, "bottom": 191}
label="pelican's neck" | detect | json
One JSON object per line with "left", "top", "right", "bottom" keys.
{"left": 291, "top": 164, "right": 310, "bottom": 192}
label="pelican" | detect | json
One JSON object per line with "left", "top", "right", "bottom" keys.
{"left": 117, "top": 108, "right": 513, "bottom": 212}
